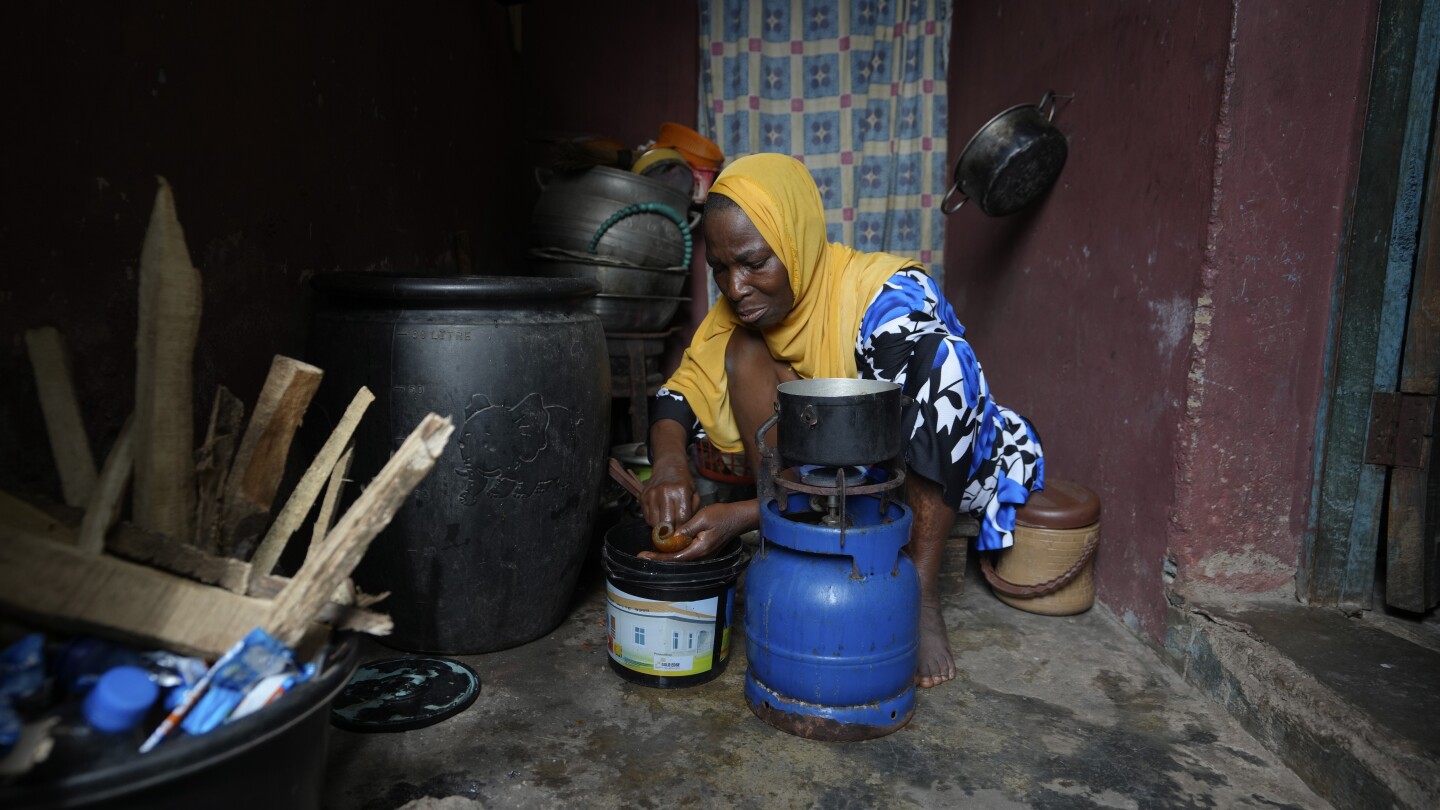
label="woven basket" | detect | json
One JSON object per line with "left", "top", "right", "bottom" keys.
{"left": 990, "top": 523, "right": 1098, "bottom": 616}
{"left": 690, "top": 440, "right": 752, "bottom": 484}
{"left": 981, "top": 478, "right": 1101, "bottom": 617}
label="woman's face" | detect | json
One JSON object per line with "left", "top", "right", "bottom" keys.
{"left": 703, "top": 205, "right": 795, "bottom": 330}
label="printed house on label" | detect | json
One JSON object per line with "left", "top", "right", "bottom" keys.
{"left": 606, "top": 588, "right": 722, "bottom": 676}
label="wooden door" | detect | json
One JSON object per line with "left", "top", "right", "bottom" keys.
{"left": 1304, "top": 0, "right": 1439, "bottom": 610}
{"left": 1384, "top": 117, "right": 1440, "bottom": 613}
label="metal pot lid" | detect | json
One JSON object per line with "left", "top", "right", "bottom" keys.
{"left": 543, "top": 164, "right": 688, "bottom": 196}
{"left": 594, "top": 293, "right": 691, "bottom": 302}
{"left": 312, "top": 272, "right": 599, "bottom": 302}
{"left": 778, "top": 379, "right": 901, "bottom": 398}
{"left": 330, "top": 656, "right": 480, "bottom": 733}
{"left": 612, "top": 442, "right": 650, "bottom": 467}
{"left": 528, "top": 247, "right": 687, "bottom": 273}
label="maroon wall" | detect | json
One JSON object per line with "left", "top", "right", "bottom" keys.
{"left": 945, "top": 1, "right": 1375, "bottom": 639}
{"left": 0, "top": 1, "right": 697, "bottom": 496}
{"left": 523, "top": 2, "right": 699, "bottom": 151}
{"left": 1166, "top": 2, "right": 1376, "bottom": 599}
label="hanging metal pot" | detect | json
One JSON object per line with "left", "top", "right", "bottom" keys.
{"left": 942, "top": 91, "right": 1069, "bottom": 217}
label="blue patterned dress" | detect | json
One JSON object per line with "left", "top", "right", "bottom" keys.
{"left": 655, "top": 268, "right": 1045, "bottom": 550}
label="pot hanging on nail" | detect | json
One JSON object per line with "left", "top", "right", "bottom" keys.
{"left": 943, "top": 91, "right": 1070, "bottom": 217}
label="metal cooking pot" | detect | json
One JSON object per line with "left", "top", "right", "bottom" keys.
{"left": 582, "top": 292, "right": 688, "bottom": 332}
{"left": 777, "top": 379, "right": 903, "bottom": 467}
{"left": 943, "top": 91, "right": 1069, "bottom": 217}
{"left": 532, "top": 167, "right": 697, "bottom": 267}
{"left": 528, "top": 247, "right": 688, "bottom": 298}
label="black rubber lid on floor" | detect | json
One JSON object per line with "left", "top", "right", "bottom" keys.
{"left": 330, "top": 656, "right": 480, "bottom": 733}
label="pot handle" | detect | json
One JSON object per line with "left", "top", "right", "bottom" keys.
{"left": 1037, "top": 90, "right": 1074, "bottom": 122}
{"left": 755, "top": 412, "right": 782, "bottom": 511}
{"left": 755, "top": 412, "right": 780, "bottom": 448}
{"left": 799, "top": 404, "right": 818, "bottom": 428}
{"left": 1038, "top": 90, "right": 1057, "bottom": 122}
{"left": 588, "top": 202, "right": 694, "bottom": 267}
{"left": 940, "top": 180, "right": 968, "bottom": 215}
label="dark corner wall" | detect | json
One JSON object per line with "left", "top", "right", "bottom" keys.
{"left": 945, "top": 1, "right": 1379, "bottom": 640}
{"left": 522, "top": 2, "right": 699, "bottom": 151}
{"left": 0, "top": 1, "right": 696, "bottom": 496}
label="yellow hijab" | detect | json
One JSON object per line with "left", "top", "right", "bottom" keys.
{"left": 663, "top": 154, "right": 921, "bottom": 453}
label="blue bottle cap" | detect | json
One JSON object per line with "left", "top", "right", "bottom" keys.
{"left": 83, "top": 666, "right": 159, "bottom": 734}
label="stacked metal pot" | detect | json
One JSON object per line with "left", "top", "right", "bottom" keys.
{"left": 528, "top": 166, "right": 693, "bottom": 333}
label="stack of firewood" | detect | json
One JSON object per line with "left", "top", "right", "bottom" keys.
{"left": 0, "top": 178, "right": 445, "bottom": 659}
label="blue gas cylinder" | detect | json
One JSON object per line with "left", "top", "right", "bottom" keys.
{"left": 744, "top": 492, "right": 918, "bottom": 740}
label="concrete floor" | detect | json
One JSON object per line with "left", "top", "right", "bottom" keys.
{"left": 1165, "top": 594, "right": 1440, "bottom": 809}
{"left": 1229, "top": 602, "right": 1440, "bottom": 765}
{"left": 324, "top": 555, "right": 1328, "bottom": 809}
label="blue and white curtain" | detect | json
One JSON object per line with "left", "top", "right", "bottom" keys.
{"left": 699, "top": 0, "right": 951, "bottom": 279}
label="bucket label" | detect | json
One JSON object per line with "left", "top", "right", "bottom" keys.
{"left": 653, "top": 654, "right": 694, "bottom": 672}
{"left": 606, "top": 583, "right": 730, "bottom": 678}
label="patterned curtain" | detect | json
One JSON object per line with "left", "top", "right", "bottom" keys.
{"left": 698, "top": 0, "right": 951, "bottom": 281}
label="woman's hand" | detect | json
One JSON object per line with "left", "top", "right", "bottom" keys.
{"left": 639, "top": 500, "right": 759, "bottom": 562}
{"left": 641, "top": 420, "right": 700, "bottom": 527}
{"left": 641, "top": 459, "right": 699, "bottom": 528}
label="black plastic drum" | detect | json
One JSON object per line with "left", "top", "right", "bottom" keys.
{"left": 308, "top": 274, "right": 610, "bottom": 654}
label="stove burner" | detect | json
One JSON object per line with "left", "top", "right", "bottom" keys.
{"left": 799, "top": 466, "right": 868, "bottom": 488}
{"left": 780, "top": 506, "right": 854, "bottom": 529}
{"left": 755, "top": 408, "right": 908, "bottom": 546}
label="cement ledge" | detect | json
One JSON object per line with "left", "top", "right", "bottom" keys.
{"left": 1161, "top": 598, "right": 1439, "bottom": 810}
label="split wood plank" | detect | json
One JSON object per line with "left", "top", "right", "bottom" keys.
{"left": 103, "top": 525, "right": 389, "bottom": 632}
{"left": 77, "top": 415, "right": 136, "bottom": 554}
{"left": 194, "top": 386, "right": 246, "bottom": 553}
{"left": 218, "top": 355, "right": 323, "bottom": 558}
{"left": 26, "top": 495, "right": 365, "bottom": 605}
{"left": 244, "top": 576, "right": 392, "bottom": 636}
{"left": 315, "top": 446, "right": 355, "bottom": 607}
{"left": 249, "top": 386, "right": 374, "bottom": 582}
{"left": 133, "top": 177, "right": 202, "bottom": 542}
{"left": 0, "top": 521, "right": 391, "bottom": 655}
{"left": 0, "top": 523, "right": 268, "bottom": 659}
{"left": 0, "top": 491, "right": 393, "bottom": 648}
{"left": 107, "top": 520, "right": 254, "bottom": 594}
{"left": 313, "top": 602, "right": 392, "bottom": 636}
{"left": 0, "top": 491, "right": 75, "bottom": 545}
{"left": 14, "top": 492, "right": 387, "bottom": 597}
{"left": 24, "top": 327, "right": 97, "bottom": 506}
{"left": 267, "top": 413, "right": 452, "bottom": 646}
{"left": 309, "top": 445, "right": 353, "bottom": 560}
{"left": 22, "top": 496, "right": 254, "bottom": 593}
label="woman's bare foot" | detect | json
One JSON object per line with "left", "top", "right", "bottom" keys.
{"left": 916, "top": 598, "right": 955, "bottom": 687}
{"left": 904, "top": 474, "right": 958, "bottom": 688}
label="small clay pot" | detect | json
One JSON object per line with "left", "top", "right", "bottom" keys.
{"left": 651, "top": 522, "right": 694, "bottom": 553}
